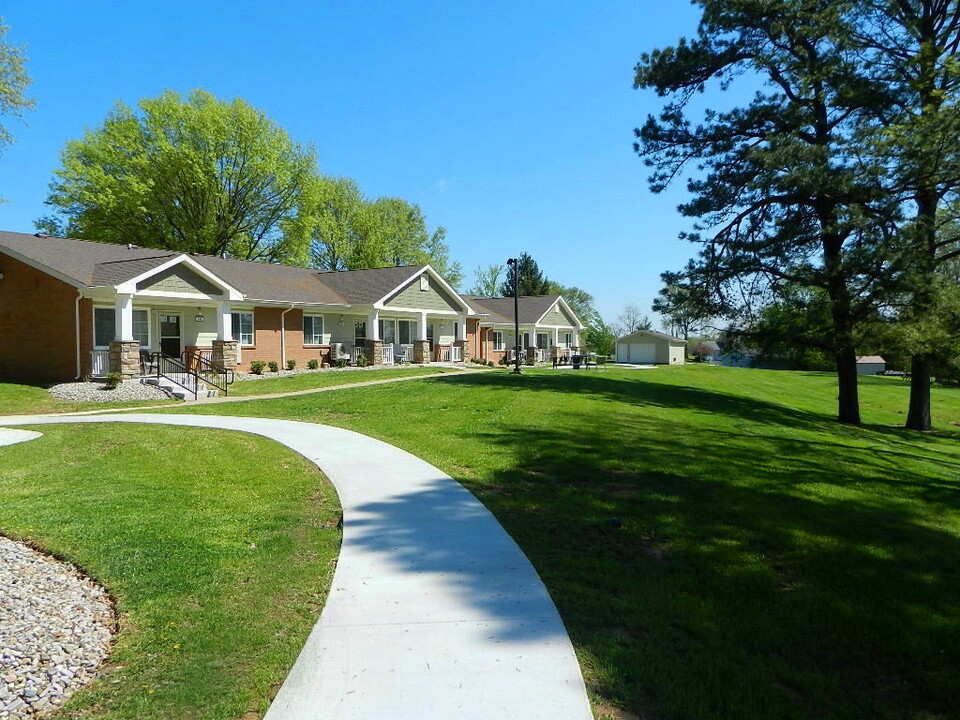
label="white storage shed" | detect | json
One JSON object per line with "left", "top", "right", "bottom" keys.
{"left": 615, "top": 330, "right": 686, "bottom": 365}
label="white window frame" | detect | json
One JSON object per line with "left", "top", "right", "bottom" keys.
{"left": 379, "top": 318, "right": 396, "bottom": 344}
{"left": 563, "top": 332, "right": 573, "bottom": 348}
{"left": 537, "top": 332, "right": 549, "bottom": 349}
{"left": 303, "top": 314, "right": 324, "bottom": 346}
{"left": 493, "top": 330, "right": 505, "bottom": 351}
{"left": 232, "top": 312, "right": 255, "bottom": 347}
{"left": 420, "top": 275, "right": 430, "bottom": 291}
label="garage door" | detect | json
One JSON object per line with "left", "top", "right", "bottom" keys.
{"left": 629, "top": 343, "right": 656, "bottom": 363}
{"left": 616, "top": 343, "right": 630, "bottom": 363}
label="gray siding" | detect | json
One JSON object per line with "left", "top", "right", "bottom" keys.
{"left": 386, "top": 275, "right": 461, "bottom": 312}
{"left": 137, "top": 266, "right": 222, "bottom": 296}
{"left": 539, "top": 302, "right": 576, "bottom": 327}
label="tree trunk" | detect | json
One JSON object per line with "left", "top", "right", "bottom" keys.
{"left": 906, "top": 354, "right": 933, "bottom": 430}
{"left": 835, "top": 345, "right": 861, "bottom": 425}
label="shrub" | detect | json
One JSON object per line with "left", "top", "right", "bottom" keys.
{"left": 286, "top": 359, "right": 297, "bottom": 370}
{"left": 250, "top": 360, "right": 266, "bottom": 375}
{"left": 307, "top": 358, "right": 319, "bottom": 370}
{"left": 356, "top": 353, "right": 368, "bottom": 367}
{"left": 335, "top": 358, "right": 348, "bottom": 369}
{"left": 268, "top": 361, "right": 279, "bottom": 373}
{"left": 104, "top": 372, "right": 123, "bottom": 389}
{"left": 488, "top": 360, "right": 495, "bottom": 367}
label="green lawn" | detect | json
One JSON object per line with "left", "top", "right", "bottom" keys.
{"left": 226, "top": 365, "right": 457, "bottom": 396}
{"left": 0, "top": 424, "right": 340, "bottom": 720}
{"left": 0, "top": 382, "right": 178, "bottom": 415}
{"left": 165, "top": 365, "right": 960, "bottom": 720}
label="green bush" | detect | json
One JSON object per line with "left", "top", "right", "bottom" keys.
{"left": 335, "top": 358, "right": 348, "bottom": 369}
{"left": 307, "top": 358, "right": 319, "bottom": 370}
{"left": 268, "top": 361, "right": 279, "bottom": 373}
{"left": 356, "top": 353, "right": 368, "bottom": 367}
{"left": 250, "top": 361, "right": 266, "bottom": 375}
{"left": 286, "top": 359, "right": 297, "bottom": 371}
{"left": 104, "top": 372, "right": 123, "bottom": 389}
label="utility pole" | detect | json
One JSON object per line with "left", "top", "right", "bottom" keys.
{"left": 507, "top": 257, "right": 521, "bottom": 374}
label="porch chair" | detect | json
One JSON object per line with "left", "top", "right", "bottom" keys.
{"left": 139, "top": 349, "right": 158, "bottom": 376}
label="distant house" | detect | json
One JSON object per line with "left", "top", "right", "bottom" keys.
{"left": 856, "top": 355, "right": 887, "bottom": 375}
{"left": 615, "top": 330, "right": 685, "bottom": 365}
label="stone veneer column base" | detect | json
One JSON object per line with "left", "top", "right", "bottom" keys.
{"left": 211, "top": 340, "right": 238, "bottom": 370}
{"left": 109, "top": 341, "right": 140, "bottom": 378}
{"left": 364, "top": 339, "right": 383, "bottom": 366}
{"left": 413, "top": 340, "right": 431, "bottom": 364}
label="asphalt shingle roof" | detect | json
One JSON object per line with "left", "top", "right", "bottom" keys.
{"left": 0, "top": 231, "right": 434, "bottom": 306}
{"left": 463, "top": 295, "right": 565, "bottom": 325}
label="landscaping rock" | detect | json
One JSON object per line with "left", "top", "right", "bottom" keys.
{"left": 0, "top": 536, "right": 115, "bottom": 718}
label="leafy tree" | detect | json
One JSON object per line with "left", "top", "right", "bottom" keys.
{"left": 499, "top": 252, "right": 550, "bottom": 296}
{"left": 852, "top": 2, "right": 960, "bottom": 429}
{"left": 467, "top": 264, "right": 504, "bottom": 296}
{"left": 0, "top": 18, "right": 34, "bottom": 196}
{"left": 308, "top": 189, "right": 462, "bottom": 285}
{"left": 651, "top": 266, "right": 717, "bottom": 341}
{"left": 42, "top": 89, "right": 315, "bottom": 263}
{"left": 583, "top": 320, "right": 617, "bottom": 355}
{"left": 547, "top": 282, "right": 601, "bottom": 327}
{"left": 635, "top": 0, "right": 895, "bottom": 425}
{"left": 615, "top": 303, "right": 653, "bottom": 336}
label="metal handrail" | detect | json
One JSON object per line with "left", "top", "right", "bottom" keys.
{"left": 151, "top": 353, "right": 201, "bottom": 400}
{"left": 181, "top": 350, "right": 234, "bottom": 395}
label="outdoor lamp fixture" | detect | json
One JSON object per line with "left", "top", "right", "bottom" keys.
{"left": 338, "top": 315, "right": 345, "bottom": 326}
{"left": 194, "top": 308, "right": 205, "bottom": 323}
{"left": 506, "top": 257, "right": 521, "bottom": 374}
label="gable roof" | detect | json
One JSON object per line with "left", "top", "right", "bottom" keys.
{"left": 856, "top": 355, "right": 886, "bottom": 364}
{"left": 0, "top": 231, "right": 455, "bottom": 307}
{"left": 616, "top": 329, "right": 685, "bottom": 344}
{"left": 463, "top": 295, "right": 580, "bottom": 326}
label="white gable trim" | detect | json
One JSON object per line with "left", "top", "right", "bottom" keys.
{"left": 374, "top": 265, "right": 474, "bottom": 315}
{"left": 533, "top": 296, "right": 585, "bottom": 330}
{"left": 116, "top": 254, "right": 243, "bottom": 301}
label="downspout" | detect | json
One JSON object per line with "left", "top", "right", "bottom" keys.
{"left": 280, "top": 305, "right": 295, "bottom": 368}
{"left": 74, "top": 291, "right": 83, "bottom": 380}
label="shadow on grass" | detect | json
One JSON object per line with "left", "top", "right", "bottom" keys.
{"left": 466, "top": 411, "right": 960, "bottom": 720}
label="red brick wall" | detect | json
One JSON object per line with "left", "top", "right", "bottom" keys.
{"left": 469, "top": 324, "right": 506, "bottom": 365}
{"left": 239, "top": 307, "right": 328, "bottom": 370}
{"left": 0, "top": 253, "right": 81, "bottom": 382}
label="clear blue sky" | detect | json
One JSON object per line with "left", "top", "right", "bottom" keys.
{"left": 0, "top": 1, "right": 704, "bottom": 327}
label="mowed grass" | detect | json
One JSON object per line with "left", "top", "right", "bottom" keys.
{"left": 0, "top": 382, "right": 177, "bottom": 415}
{"left": 168, "top": 365, "right": 960, "bottom": 720}
{"left": 226, "top": 365, "right": 457, "bottom": 397}
{"left": 0, "top": 424, "right": 341, "bottom": 720}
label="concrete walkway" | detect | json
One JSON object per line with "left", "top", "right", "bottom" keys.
{"left": 0, "top": 414, "right": 593, "bottom": 720}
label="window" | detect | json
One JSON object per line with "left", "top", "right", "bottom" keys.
{"left": 563, "top": 332, "right": 573, "bottom": 348}
{"left": 493, "top": 331, "right": 504, "bottom": 351}
{"left": 420, "top": 275, "right": 430, "bottom": 291}
{"left": 537, "top": 333, "right": 549, "bottom": 349}
{"left": 231, "top": 312, "right": 254, "bottom": 346}
{"left": 355, "top": 321, "right": 366, "bottom": 343}
{"left": 94, "top": 308, "right": 148, "bottom": 348}
{"left": 303, "top": 315, "right": 324, "bottom": 345}
{"left": 379, "top": 319, "right": 396, "bottom": 344}
{"left": 454, "top": 321, "right": 459, "bottom": 341}
{"left": 398, "top": 320, "right": 413, "bottom": 345}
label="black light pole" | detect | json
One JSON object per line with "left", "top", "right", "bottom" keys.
{"left": 507, "top": 257, "right": 521, "bottom": 374}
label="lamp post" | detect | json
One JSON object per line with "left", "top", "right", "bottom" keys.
{"left": 507, "top": 257, "right": 521, "bottom": 374}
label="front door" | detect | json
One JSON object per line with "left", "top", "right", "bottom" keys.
{"left": 159, "top": 314, "right": 181, "bottom": 358}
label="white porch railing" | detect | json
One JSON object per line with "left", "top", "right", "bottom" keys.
{"left": 382, "top": 345, "right": 394, "bottom": 365}
{"left": 397, "top": 344, "right": 414, "bottom": 363}
{"left": 90, "top": 350, "right": 110, "bottom": 376}
{"left": 352, "top": 346, "right": 365, "bottom": 365}
{"left": 450, "top": 345, "right": 462, "bottom": 362}
{"left": 436, "top": 346, "right": 451, "bottom": 362}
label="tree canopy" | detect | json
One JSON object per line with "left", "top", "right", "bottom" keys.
{"left": 635, "top": 0, "right": 902, "bottom": 425}
{"left": 0, "top": 18, "right": 34, "bottom": 194}
{"left": 466, "top": 264, "right": 504, "bottom": 296}
{"left": 500, "top": 252, "right": 550, "bottom": 296}
{"left": 42, "top": 90, "right": 316, "bottom": 263}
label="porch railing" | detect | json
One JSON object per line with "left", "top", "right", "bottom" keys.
{"left": 182, "top": 350, "right": 234, "bottom": 395}
{"left": 436, "top": 346, "right": 451, "bottom": 362}
{"left": 90, "top": 350, "right": 110, "bottom": 376}
{"left": 397, "top": 344, "right": 414, "bottom": 363}
{"left": 382, "top": 345, "right": 394, "bottom": 365}
{"left": 151, "top": 353, "right": 203, "bottom": 400}
{"left": 450, "top": 345, "right": 462, "bottom": 362}
{"left": 352, "top": 346, "right": 365, "bottom": 365}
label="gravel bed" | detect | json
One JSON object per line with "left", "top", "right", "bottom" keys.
{"left": 48, "top": 380, "right": 171, "bottom": 403}
{"left": 0, "top": 536, "right": 115, "bottom": 718}
{"left": 233, "top": 364, "right": 422, "bottom": 382}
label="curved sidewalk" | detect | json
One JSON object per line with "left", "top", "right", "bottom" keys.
{"left": 0, "top": 414, "right": 593, "bottom": 720}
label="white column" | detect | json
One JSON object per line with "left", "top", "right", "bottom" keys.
{"left": 368, "top": 309, "right": 380, "bottom": 341}
{"left": 554, "top": 328, "right": 560, "bottom": 347}
{"left": 418, "top": 311, "right": 429, "bottom": 341}
{"left": 115, "top": 294, "right": 134, "bottom": 342}
{"left": 217, "top": 301, "right": 233, "bottom": 341}
{"left": 527, "top": 328, "right": 537, "bottom": 350}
